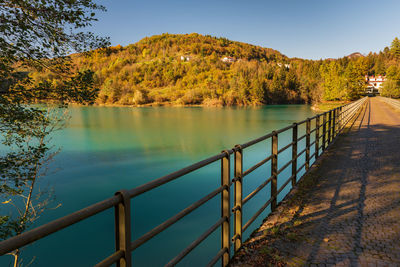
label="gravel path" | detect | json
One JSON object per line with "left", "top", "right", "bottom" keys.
{"left": 231, "top": 97, "right": 400, "bottom": 267}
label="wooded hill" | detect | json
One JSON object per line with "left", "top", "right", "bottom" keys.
{"left": 30, "top": 33, "right": 400, "bottom": 106}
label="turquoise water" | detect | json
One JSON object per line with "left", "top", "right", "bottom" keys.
{"left": 1, "top": 105, "right": 317, "bottom": 266}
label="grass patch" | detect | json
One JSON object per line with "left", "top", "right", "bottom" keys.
{"left": 312, "top": 101, "right": 347, "bottom": 111}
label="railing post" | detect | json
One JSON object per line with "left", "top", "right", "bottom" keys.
{"left": 332, "top": 108, "right": 337, "bottom": 138}
{"left": 315, "top": 115, "right": 320, "bottom": 159}
{"left": 328, "top": 110, "right": 332, "bottom": 144}
{"left": 340, "top": 106, "right": 343, "bottom": 130}
{"left": 233, "top": 145, "right": 243, "bottom": 252}
{"left": 337, "top": 108, "right": 340, "bottom": 133}
{"left": 115, "top": 190, "right": 132, "bottom": 267}
{"left": 305, "top": 118, "right": 310, "bottom": 171}
{"left": 271, "top": 131, "right": 278, "bottom": 211}
{"left": 322, "top": 113, "right": 326, "bottom": 151}
{"left": 291, "top": 123, "right": 298, "bottom": 187}
{"left": 221, "top": 150, "right": 230, "bottom": 267}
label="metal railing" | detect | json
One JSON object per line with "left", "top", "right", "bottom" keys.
{"left": 378, "top": 96, "right": 400, "bottom": 109}
{"left": 0, "top": 97, "right": 368, "bottom": 266}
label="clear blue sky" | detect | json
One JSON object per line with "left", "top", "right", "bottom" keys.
{"left": 92, "top": 0, "right": 400, "bottom": 59}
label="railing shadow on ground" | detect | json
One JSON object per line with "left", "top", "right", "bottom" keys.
{"left": 232, "top": 99, "right": 400, "bottom": 266}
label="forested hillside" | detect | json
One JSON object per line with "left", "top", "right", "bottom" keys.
{"left": 30, "top": 33, "right": 400, "bottom": 106}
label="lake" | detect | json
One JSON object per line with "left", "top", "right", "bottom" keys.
{"left": 1, "top": 105, "right": 317, "bottom": 266}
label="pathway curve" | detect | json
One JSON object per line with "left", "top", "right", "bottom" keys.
{"left": 231, "top": 97, "right": 400, "bottom": 267}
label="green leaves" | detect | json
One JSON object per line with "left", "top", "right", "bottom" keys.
{"left": 320, "top": 61, "right": 345, "bottom": 101}
{"left": 320, "top": 57, "right": 369, "bottom": 101}
{"left": 381, "top": 65, "right": 400, "bottom": 98}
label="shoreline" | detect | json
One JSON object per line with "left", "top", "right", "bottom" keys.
{"left": 311, "top": 100, "right": 349, "bottom": 112}
{"left": 68, "top": 101, "right": 311, "bottom": 108}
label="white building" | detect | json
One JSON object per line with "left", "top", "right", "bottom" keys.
{"left": 221, "top": 56, "right": 235, "bottom": 63}
{"left": 277, "top": 63, "right": 290, "bottom": 68}
{"left": 365, "top": 75, "right": 386, "bottom": 92}
{"left": 180, "top": 55, "right": 191, "bottom": 61}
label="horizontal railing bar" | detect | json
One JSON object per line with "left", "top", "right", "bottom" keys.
{"left": 310, "top": 151, "right": 316, "bottom": 159}
{"left": 340, "top": 108, "right": 362, "bottom": 130}
{"left": 94, "top": 250, "right": 124, "bottom": 267}
{"left": 297, "top": 134, "right": 307, "bottom": 142}
{"left": 276, "top": 124, "right": 294, "bottom": 134}
{"left": 277, "top": 142, "right": 293, "bottom": 154}
{"left": 380, "top": 97, "right": 400, "bottom": 109}
{"left": 346, "top": 103, "right": 362, "bottom": 118}
{"left": 128, "top": 151, "right": 232, "bottom": 198}
{"left": 240, "top": 132, "right": 274, "bottom": 149}
{"left": 165, "top": 216, "right": 227, "bottom": 267}
{"left": 243, "top": 196, "right": 274, "bottom": 232}
{"left": 297, "top": 118, "right": 308, "bottom": 125}
{"left": 277, "top": 158, "right": 294, "bottom": 175}
{"left": 310, "top": 128, "right": 317, "bottom": 134}
{"left": 277, "top": 175, "right": 295, "bottom": 196}
{"left": 342, "top": 105, "right": 361, "bottom": 125}
{"left": 0, "top": 195, "right": 122, "bottom": 255}
{"left": 296, "top": 162, "right": 307, "bottom": 174}
{"left": 130, "top": 185, "right": 226, "bottom": 251}
{"left": 242, "top": 155, "right": 273, "bottom": 177}
{"left": 310, "top": 140, "right": 316, "bottom": 147}
{"left": 341, "top": 109, "right": 359, "bottom": 129}
{"left": 206, "top": 248, "right": 228, "bottom": 267}
{"left": 242, "top": 176, "right": 274, "bottom": 205}
{"left": 297, "top": 148, "right": 306, "bottom": 157}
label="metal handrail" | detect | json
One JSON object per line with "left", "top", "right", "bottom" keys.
{"left": 242, "top": 176, "right": 273, "bottom": 205}
{"left": 127, "top": 151, "right": 233, "bottom": 198}
{"left": 378, "top": 96, "right": 400, "bottom": 109}
{"left": 0, "top": 195, "right": 121, "bottom": 254}
{"left": 242, "top": 155, "right": 272, "bottom": 177}
{"left": 165, "top": 216, "right": 227, "bottom": 267}
{"left": 0, "top": 97, "right": 368, "bottom": 267}
{"left": 130, "top": 185, "right": 227, "bottom": 251}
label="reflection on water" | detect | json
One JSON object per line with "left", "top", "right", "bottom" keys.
{"left": 1, "top": 105, "right": 316, "bottom": 267}
{"left": 62, "top": 106, "right": 312, "bottom": 156}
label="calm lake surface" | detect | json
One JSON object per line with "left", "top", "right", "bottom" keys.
{"left": 2, "top": 105, "right": 317, "bottom": 266}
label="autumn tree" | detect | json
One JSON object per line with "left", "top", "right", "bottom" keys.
{"left": 343, "top": 58, "right": 368, "bottom": 100}
{"left": 320, "top": 61, "right": 345, "bottom": 101}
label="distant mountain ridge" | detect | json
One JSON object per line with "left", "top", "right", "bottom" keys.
{"left": 346, "top": 52, "right": 364, "bottom": 58}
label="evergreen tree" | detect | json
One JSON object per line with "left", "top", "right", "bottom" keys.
{"left": 381, "top": 66, "right": 400, "bottom": 98}
{"left": 390, "top": 37, "right": 400, "bottom": 58}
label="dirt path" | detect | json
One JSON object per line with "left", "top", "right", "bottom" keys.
{"left": 231, "top": 97, "right": 400, "bottom": 267}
